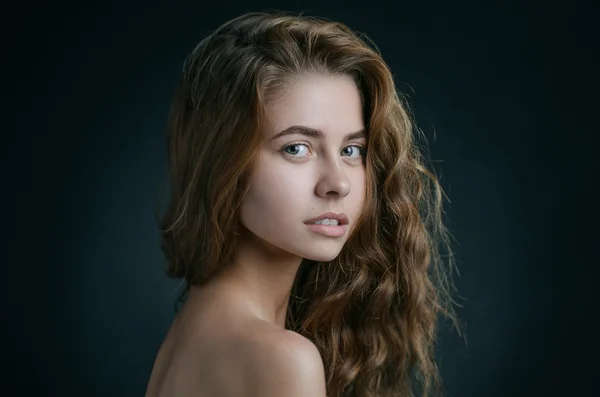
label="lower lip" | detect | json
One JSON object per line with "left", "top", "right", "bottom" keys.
{"left": 305, "top": 223, "right": 347, "bottom": 237}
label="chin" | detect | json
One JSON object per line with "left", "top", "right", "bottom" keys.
{"left": 293, "top": 237, "right": 348, "bottom": 262}
{"left": 302, "top": 248, "right": 344, "bottom": 262}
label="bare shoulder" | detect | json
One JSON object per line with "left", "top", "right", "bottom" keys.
{"left": 242, "top": 327, "right": 327, "bottom": 397}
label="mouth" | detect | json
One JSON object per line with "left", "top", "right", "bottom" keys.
{"left": 304, "top": 212, "right": 349, "bottom": 226}
{"left": 305, "top": 221, "right": 347, "bottom": 237}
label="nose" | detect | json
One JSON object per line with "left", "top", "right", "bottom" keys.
{"left": 314, "top": 160, "right": 351, "bottom": 198}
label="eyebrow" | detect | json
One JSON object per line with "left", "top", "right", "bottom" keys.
{"left": 270, "top": 125, "right": 367, "bottom": 142}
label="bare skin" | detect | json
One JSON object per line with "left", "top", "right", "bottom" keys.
{"left": 144, "top": 276, "right": 327, "bottom": 397}
{"left": 145, "top": 73, "right": 365, "bottom": 396}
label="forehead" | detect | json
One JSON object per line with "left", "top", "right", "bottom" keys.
{"left": 265, "top": 73, "right": 365, "bottom": 139}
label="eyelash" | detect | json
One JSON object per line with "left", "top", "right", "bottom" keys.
{"left": 280, "top": 142, "right": 366, "bottom": 159}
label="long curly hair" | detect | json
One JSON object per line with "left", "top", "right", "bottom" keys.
{"left": 158, "top": 10, "right": 462, "bottom": 397}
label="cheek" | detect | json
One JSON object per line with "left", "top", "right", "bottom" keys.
{"left": 352, "top": 168, "right": 367, "bottom": 200}
{"left": 239, "top": 173, "right": 307, "bottom": 244}
{"left": 241, "top": 166, "right": 307, "bottom": 222}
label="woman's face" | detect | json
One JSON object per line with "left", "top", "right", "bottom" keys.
{"left": 239, "top": 73, "right": 367, "bottom": 262}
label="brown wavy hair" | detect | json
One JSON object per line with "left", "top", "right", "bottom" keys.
{"left": 158, "top": 10, "right": 463, "bottom": 397}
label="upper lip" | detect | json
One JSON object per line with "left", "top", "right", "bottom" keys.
{"left": 304, "top": 212, "right": 349, "bottom": 225}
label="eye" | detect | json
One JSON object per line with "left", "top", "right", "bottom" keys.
{"left": 282, "top": 143, "right": 311, "bottom": 157}
{"left": 342, "top": 145, "right": 366, "bottom": 159}
{"left": 281, "top": 143, "right": 366, "bottom": 159}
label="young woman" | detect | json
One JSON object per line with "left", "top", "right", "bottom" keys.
{"left": 145, "top": 10, "right": 461, "bottom": 397}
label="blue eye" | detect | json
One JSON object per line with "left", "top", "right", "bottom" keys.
{"left": 283, "top": 144, "right": 310, "bottom": 156}
{"left": 342, "top": 145, "right": 366, "bottom": 158}
{"left": 281, "top": 143, "right": 366, "bottom": 159}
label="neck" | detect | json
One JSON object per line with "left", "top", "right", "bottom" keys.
{"left": 195, "top": 234, "right": 303, "bottom": 328}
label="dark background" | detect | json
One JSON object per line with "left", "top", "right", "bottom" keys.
{"left": 7, "top": 0, "right": 597, "bottom": 396}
